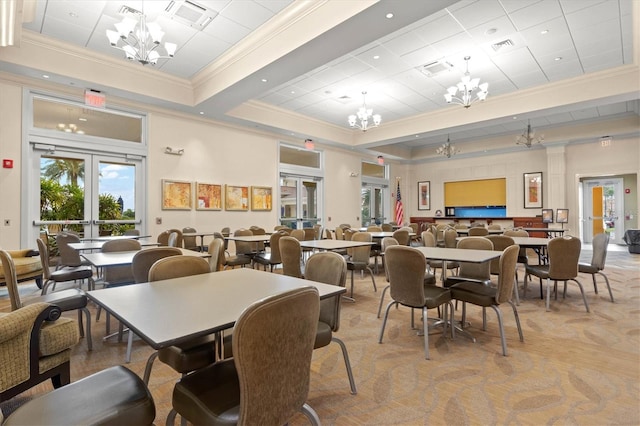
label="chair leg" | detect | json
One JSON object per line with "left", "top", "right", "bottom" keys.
{"left": 490, "top": 305, "right": 508, "bottom": 356}
{"left": 166, "top": 409, "right": 178, "bottom": 426}
{"left": 571, "top": 278, "right": 590, "bottom": 313}
{"left": 301, "top": 403, "right": 321, "bottom": 426}
{"left": 545, "top": 278, "right": 552, "bottom": 311}
{"left": 597, "top": 271, "right": 614, "bottom": 302}
{"left": 367, "top": 267, "right": 377, "bottom": 292}
{"left": 81, "top": 307, "right": 92, "bottom": 350}
{"left": 332, "top": 337, "right": 357, "bottom": 394}
{"left": 143, "top": 351, "right": 159, "bottom": 385}
{"left": 378, "top": 301, "right": 398, "bottom": 343}
{"left": 377, "top": 285, "right": 390, "bottom": 318}
{"left": 508, "top": 300, "right": 524, "bottom": 343}
{"left": 512, "top": 271, "right": 520, "bottom": 305}
{"left": 350, "top": 270, "right": 355, "bottom": 298}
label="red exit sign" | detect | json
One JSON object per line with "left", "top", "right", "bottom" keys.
{"left": 85, "top": 90, "right": 105, "bottom": 108}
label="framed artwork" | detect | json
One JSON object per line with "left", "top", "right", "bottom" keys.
{"left": 225, "top": 185, "right": 249, "bottom": 211}
{"left": 542, "top": 208, "right": 554, "bottom": 223}
{"left": 196, "top": 182, "right": 222, "bottom": 210}
{"left": 556, "top": 208, "right": 569, "bottom": 223}
{"left": 523, "top": 172, "right": 543, "bottom": 209}
{"left": 251, "top": 186, "right": 273, "bottom": 211}
{"left": 162, "top": 179, "right": 192, "bottom": 210}
{"left": 417, "top": 181, "right": 430, "bottom": 210}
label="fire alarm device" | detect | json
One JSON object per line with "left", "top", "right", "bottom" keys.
{"left": 2, "top": 159, "right": 13, "bottom": 168}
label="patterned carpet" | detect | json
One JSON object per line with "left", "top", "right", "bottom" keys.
{"left": 1, "top": 245, "right": 639, "bottom": 425}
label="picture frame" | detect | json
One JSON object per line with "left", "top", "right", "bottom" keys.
{"left": 162, "top": 179, "right": 192, "bottom": 210}
{"left": 542, "top": 208, "right": 554, "bottom": 223}
{"left": 195, "top": 182, "right": 222, "bottom": 210}
{"left": 225, "top": 185, "right": 249, "bottom": 211}
{"left": 417, "top": 181, "right": 430, "bottom": 210}
{"left": 523, "top": 172, "right": 543, "bottom": 209}
{"left": 556, "top": 208, "right": 569, "bottom": 223}
{"left": 251, "top": 186, "right": 273, "bottom": 211}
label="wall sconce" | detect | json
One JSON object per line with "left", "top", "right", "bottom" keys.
{"left": 349, "top": 171, "right": 360, "bottom": 177}
{"left": 304, "top": 138, "right": 315, "bottom": 150}
{"left": 165, "top": 146, "right": 184, "bottom": 155}
{"left": 377, "top": 155, "right": 384, "bottom": 165}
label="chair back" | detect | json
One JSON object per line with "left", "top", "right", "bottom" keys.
{"left": 495, "top": 245, "right": 519, "bottom": 304}
{"left": 590, "top": 232, "right": 609, "bottom": 270}
{"left": 367, "top": 225, "right": 382, "bottom": 232}
{"left": 233, "top": 287, "right": 319, "bottom": 425}
{"left": 250, "top": 227, "right": 266, "bottom": 251}
{"left": 381, "top": 237, "right": 399, "bottom": 282}
{"left": 148, "top": 255, "right": 210, "bottom": 282}
{"left": 123, "top": 229, "right": 140, "bottom": 236}
{"left": 207, "top": 238, "right": 225, "bottom": 272}
{"left": 213, "top": 231, "right": 229, "bottom": 252}
{"left": 343, "top": 229, "right": 355, "bottom": 241}
{"left": 156, "top": 231, "right": 171, "bottom": 246}
{"left": 381, "top": 223, "right": 393, "bottom": 232}
{"left": 408, "top": 223, "right": 419, "bottom": 234}
{"left": 421, "top": 231, "right": 436, "bottom": 247}
{"left": 350, "top": 232, "right": 372, "bottom": 263}
{"left": 548, "top": 236, "right": 581, "bottom": 280}
{"left": 334, "top": 227, "right": 344, "bottom": 240}
{"left": 454, "top": 223, "right": 468, "bottom": 230}
{"left": 324, "top": 228, "right": 333, "bottom": 239}
{"left": 313, "top": 224, "right": 322, "bottom": 240}
{"left": 384, "top": 246, "right": 425, "bottom": 308}
{"left": 56, "top": 232, "right": 83, "bottom": 267}
{"left": 305, "top": 252, "right": 346, "bottom": 330}
{"left": 182, "top": 227, "right": 198, "bottom": 251}
{"left": 131, "top": 247, "right": 182, "bottom": 283}
{"left": 392, "top": 229, "right": 410, "bottom": 246}
{"left": 488, "top": 224, "right": 502, "bottom": 231}
{"left": 101, "top": 239, "right": 141, "bottom": 286}
{"left": 290, "top": 229, "right": 305, "bottom": 241}
{"left": 0, "top": 250, "right": 22, "bottom": 310}
{"left": 167, "top": 232, "right": 180, "bottom": 248}
{"left": 504, "top": 228, "right": 530, "bottom": 259}
{"left": 233, "top": 229, "right": 254, "bottom": 255}
{"left": 279, "top": 236, "right": 303, "bottom": 278}
{"left": 303, "top": 228, "right": 316, "bottom": 241}
{"left": 468, "top": 227, "right": 489, "bottom": 236}
{"left": 456, "top": 237, "right": 493, "bottom": 282}
{"left": 443, "top": 228, "right": 458, "bottom": 248}
{"left": 36, "top": 238, "right": 53, "bottom": 281}
{"left": 220, "top": 227, "right": 231, "bottom": 236}
{"left": 166, "top": 229, "right": 184, "bottom": 248}
{"left": 339, "top": 224, "right": 351, "bottom": 230}
{"left": 486, "top": 235, "right": 516, "bottom": 275}
{"left": 266, "top": 231, "right": 286, "bottom": 264}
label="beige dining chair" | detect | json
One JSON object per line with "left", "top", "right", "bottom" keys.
{"left": 253, "top": 231, "right": 285, "bottom": 272}
{"left": 279, "top": 236, "right": 303, "bottom": 278}
{"left": 347, "top": 232, "right": 377, "bottom": 298}
{"left": 578, "top": 232, "right": 614, "bottom": 302}
{"left": 143, "top": 255, "right": 217, "bottom": 385}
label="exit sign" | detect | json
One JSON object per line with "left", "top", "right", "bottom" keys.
{"left": 85, "top": 90, "right": 105, "bottom": 108}
{"left": 600, "top": 137, "right": 612, "bottom": 147}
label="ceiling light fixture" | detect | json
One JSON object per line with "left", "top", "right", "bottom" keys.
{"left": 444, "top": 56, "right": 489, "bottom": 108}
{"left": 348, "top": 91, "right": 381, "bottom": 132}
{"left": 435, "top": 136, "right": 459, "bottom": 158}
{"left": 57, "top": 123, "right": 84, "bottom": 134}
{"left": 516, "top": 120, "right": 544, "bottom": 148}
{"left": 164, "top": 146, "right": 184, "bottom": 155}
{"left": 106, "top": 2, "right": 176, "bottom": 66}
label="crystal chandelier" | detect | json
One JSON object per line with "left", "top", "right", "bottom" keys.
{"left": 444, "top": 56, "right": 489, "bottom": 108}
{"left": 516, "top": 120, "right": 544, "bottom": 148}
{"left": 348, "top": 91, "right": 381, "bottom": 132}
{"left": 106, "top": 3, "right": 176, "bottom": 66}
{"left": 435, "top": 136, "right": 459, "bottom": 158}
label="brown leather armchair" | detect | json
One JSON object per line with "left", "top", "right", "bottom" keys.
{"left": 0, "top": 302, "right": 79, "bottom": 403}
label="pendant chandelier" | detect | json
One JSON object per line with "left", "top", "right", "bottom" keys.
{"left": 348, "top": 91, "right": 381, "bottom": 132}
{"left": 444, "top": 56, "right": 489, "bottom": 108}
{"left": 516, "top": 120, "right": 544, "bottom": 148}
{"left": 435, "top": 136, "right": 459, "bottom": 158}
{"left": 106, "top": 3, "right": 176, "bottom": 66}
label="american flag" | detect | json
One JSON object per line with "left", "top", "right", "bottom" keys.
{"left": 395, "top": 181, "right": 404, "bottom": 225}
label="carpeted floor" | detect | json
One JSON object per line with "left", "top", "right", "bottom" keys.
{"left": 1, "top": 245, "right": 639, "bottom": 425}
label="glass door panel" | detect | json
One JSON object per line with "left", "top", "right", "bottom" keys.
{"left": 94, "top": 157, "right": 140, "bottom": 236}
{"left": 361, "top": 183, "right": 386, "bottom": 226}
{"left": 582, "top": 178, "right": 624, "bottom": 244}
{"left": 279, "top": 175, "right": 320, "bottom": 229}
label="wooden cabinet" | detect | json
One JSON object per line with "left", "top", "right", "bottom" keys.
{"left": 513, "top": 216, "right": 545, "bottom": 237}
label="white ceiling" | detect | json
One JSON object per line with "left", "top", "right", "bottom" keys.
{"left": 4, "top": 0, "right": 639, "bottom": 161}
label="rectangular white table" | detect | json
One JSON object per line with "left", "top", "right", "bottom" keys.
{"left": 299, "top": 239, "right": 373, "bottom": 251}
{"left": 414, "top": 246, "right": 501, "bottom": 280}
{"left": 80, "top": 235, "right": 152, "bottom": 241}
{"left": 87, "top": 268, "right": 346, "bottom": 361}
{"left": 69, "top": 238, "right": 159, "bottom": 252}
{"left": 82, "top": 247, "right": 209, "bottom": 268}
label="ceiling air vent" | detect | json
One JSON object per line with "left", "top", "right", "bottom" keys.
{"left": 491, "top": 39, "right": 515, "bottom": 52}
{"left": 419, "top": 60, "right": 453, "bottom": 77}
{"left": 165, "top": 0, "right": 218, "bottom": 30}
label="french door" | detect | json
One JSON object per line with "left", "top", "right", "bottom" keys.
{"left": 28, "top": 146, "right": 144, "bottom": 244}
{"left": 279, "top": 175, "right": 322, "bottom": 230}
{"left": 361, "top": 183, "right": 387, "bottom": 226}
{"left": 582, "top": 178, "right": 624, "bottom": 244}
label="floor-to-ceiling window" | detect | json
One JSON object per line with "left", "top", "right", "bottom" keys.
{"left": 278, "top": 144, "right": 323, "bottom": 230}
{"left": 361, "top": 160, "right": 388, "bottom": 227}
{"left": 22, "top": 93, "right": 147, "bottom": 247}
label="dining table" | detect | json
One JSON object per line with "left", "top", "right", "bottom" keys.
{"left": 455, "top": 228, "right": 504, "bottom": 235}
{"left": 80, "top": 235, "right": 152, "bottom": 241}
{"left": 81, "top": 247, "right": 209, "bottom": 269}
{"left": 413, "top": 246, "right": 501, "bottom": 281}
{"left": 521, "top": 228, "right": 565, "bottom": 238}
{"left": 299, "top": 239, "right": 373, "bottom": 252}
{"left": 87, "top": 268, "right": 346, "bottom": 362}
{"left": 69, "top": 237, "right": 159, "bottom": 252}
{"left": 182, "top": 230, "right": 218, "bottom": 249}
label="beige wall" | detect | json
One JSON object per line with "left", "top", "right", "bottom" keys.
{"left": 0, "top": 77, "right": 638, "bottom": 249}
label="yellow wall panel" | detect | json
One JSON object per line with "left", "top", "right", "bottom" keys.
{"left": 444, "top": 178, "right": 506, "bottom": 207}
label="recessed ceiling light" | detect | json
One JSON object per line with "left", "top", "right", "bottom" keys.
{"left": 415, "top": 135, "right": 420, "bottom": 137}
{"left": 261, "top": 78, "right": 267, "bottom": 82}
{"left": 373, "top": 55, "right": 380, "bottom": 60}
{"left": 42, "top": 75, "right": 49, "bottom": 79}
{"left": 513, "top": 116, "right": 518, "bottom": 119}
{"left": 386, "top": 13, "right": 393, "bottom": 19}
{"left": 199, "top": 111, "right": 204, "bottom": 115}
{"left": 554, "top": 56, "right": 562, "bottom": 61}
{"left": 541, "top": 29, "right": 549, "bottom": 35}
{"left": 290, "top": 90, "right": 295, "bottom": 94}
{"left": 69, "top": 12, "right": 78, "bottom": 18}
{"left": 485, "top": 28, "right": 497, "bottom": 35}
{"left": 78, "top": 117, "right": 87, "bottom": 122}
